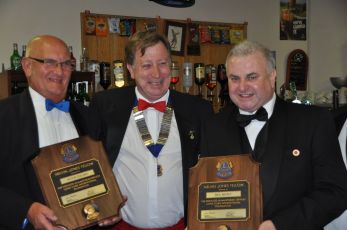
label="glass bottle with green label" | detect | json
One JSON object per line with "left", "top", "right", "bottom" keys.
{"left": 10, "top": 43, "right": 21, "bottom": 70}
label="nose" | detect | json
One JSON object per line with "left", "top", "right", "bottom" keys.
{"left": 238, "top": 78, "right": 247, "bottom": 90}
{"left": 53, "top": 63, "right": 65, "bottom": 74}
{"left": 151, "top": 64, "right": 160, "bottom": 78}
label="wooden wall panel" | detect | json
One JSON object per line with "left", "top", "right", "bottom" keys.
{"left": 80, "top": 12, "right": 247, "bottom": 110}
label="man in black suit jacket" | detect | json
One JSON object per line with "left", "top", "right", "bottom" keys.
{"left": 201, "top": 40, "right": 347, "bottom": 230}
{"left": 324, "top": 105, "right": 347, "bottom": 230}
{"left": 0, "top": 35, "right": 92, "bottom": 230}
{"left": 88, "top": 32, "right": 213, "bottom": 229}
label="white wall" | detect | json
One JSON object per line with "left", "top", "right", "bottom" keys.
{"left": 0, "top": 0, "right": 345, "bottom": 93}
{"left": 309, "top": 0, "right": 347, "bottom": 92}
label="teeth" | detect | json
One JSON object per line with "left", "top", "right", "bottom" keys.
{"left": 49, "top": 77, "right": 63, "bottom": 83}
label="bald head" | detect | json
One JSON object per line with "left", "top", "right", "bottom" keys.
{"left": 21, "top": 35, "right": 72, "bottom": 103}
{"left": 26, "top": 35, "right": 69, "bottom": 59}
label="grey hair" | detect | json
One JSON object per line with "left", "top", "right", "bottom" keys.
{"left": 225, "top": 40, "right": 276, "bottom": 74}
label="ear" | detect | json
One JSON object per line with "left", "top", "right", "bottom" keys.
{"left": 127, "top": 63, "right": 135, "bottom": 80}
{"left": 270, "top": 69, "right": 277, "bottom": 88}
{"left": 21, "top": 57, "right": 32, "bottom": 80}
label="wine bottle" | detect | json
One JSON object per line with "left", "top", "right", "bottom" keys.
{"left": 69, "top": 46, "right": 76, "bottom": 71}
{"left": 10, "top": 43, "right": 21, "bottom": 70}
{"left": 99, "top": 62, "right": 111, "bottom": 90}
{"left": 20, "top": 45, "right": 26, "bottom": 70}
{"left": 21, "top": 45, "right": 26, "bottom": 58}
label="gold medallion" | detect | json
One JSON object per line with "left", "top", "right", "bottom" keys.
{"left": 83, "top": 202, "right": 100, "bottom": 220}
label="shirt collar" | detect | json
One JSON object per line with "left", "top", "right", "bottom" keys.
{"left": 135, "top": 87, "right": 170, "bottom": 104}
{"left": 239, "top": 92, "right": 276, "bottom": 119}
{"left": 29, "top": 87, "right": 48, "bottom": 115}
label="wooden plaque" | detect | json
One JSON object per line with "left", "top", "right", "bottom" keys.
{"left": 285, "top": 49, "right": 308, "bottom": 91}
{"left": 188, "top": 154, "right": 262, "bottom": 230}
{"left": 32, "top": 136, "right": 125, "bottom": 230}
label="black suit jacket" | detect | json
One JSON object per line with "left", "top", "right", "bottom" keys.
{"left": 333, "top": 104, "right": 347, "bottom": 134}
{"left": 0, "top": 90, "right": 88, "bottom": 230}
{"left": 201, "top": 97, "right": 347, "bottom": 230}
{"left": 88, "top": 86, "right": 213, "bottom": 220}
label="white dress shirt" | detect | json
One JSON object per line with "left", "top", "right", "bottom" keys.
{"left": 113, "top": 88, "right": 184, "bottom": 228}
{"left": 241, "top": 93, "right": 276, "bottom": 149}
{"left": 324, "top": 120, "right": 347, "bottom": 230}
{"left": 29, "top": 87, "right": 79, "bottom": 148}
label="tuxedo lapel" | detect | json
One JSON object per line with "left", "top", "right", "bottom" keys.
{"left": 333, "top": 105, "right": 347, "bottom": 133}
{"left": 106, "top": 88, "right": 135, "bottom": 165}
{"left": 170, "top": 91, "right": 198, "bottom": 166}
{"left": 261, "top": 99, "right": 287, "bottom": 207}
{"left": 18, "top": 90, "right": 40, "bottom": 160}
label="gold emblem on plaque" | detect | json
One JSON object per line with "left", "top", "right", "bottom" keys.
{"left": 60, "top": 144, "right": 79, "bottom": 163}
{"left": 83, "top": 202, "right": 100, "bottom": 220}
{"left": 216, "top": 160, "right": 233, "bottom": 179}
{"left": 216, "top": 224, "right": 231, "bottom": 230}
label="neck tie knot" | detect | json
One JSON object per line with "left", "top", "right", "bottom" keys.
{"left": 236, "top": 107, "right": 268, "bottom": 127}
{"left": 138, "top": 99, "right": 166, "bottom": 112}
{"left": 45, "top": 99, "right": 70, "bottom": 113}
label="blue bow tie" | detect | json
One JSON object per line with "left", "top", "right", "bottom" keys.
{"left": 45, "top": 99, "right": 70, "bottom": 112}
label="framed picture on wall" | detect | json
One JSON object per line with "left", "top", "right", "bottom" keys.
{"left": 165, "top": 21, "right": 186, "bottom": 56}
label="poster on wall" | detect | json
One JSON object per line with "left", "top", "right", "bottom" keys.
{"left": 280, "top": 0, "right": 307, "bottom": 40}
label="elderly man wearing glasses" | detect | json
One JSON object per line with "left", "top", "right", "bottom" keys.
{"left": 0, "top": 35, "right": 115, "bottom": 230}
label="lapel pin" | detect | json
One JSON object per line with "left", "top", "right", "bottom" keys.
{"left": 292, "top": 149, "right": 300, "bottom": 157}
{"left": 188, "top": 130, "right": 195, "bottom": 140}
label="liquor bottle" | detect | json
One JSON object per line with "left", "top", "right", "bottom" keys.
{"left": 77, "top": 81, "right": 90, "bottom": 106}
{"left": 205, "top": 64, "right": 217, "bottom": 101}
{"left": 80, "top": 47, "right": 89, "bottom": 72}
{"left": 1, "top": 63, "right": 5, "bottom": 73}
{"left": 99, "top": 62, "right": 111, "bottom": 90}
{"left": 113, "top": 60, "right": 125, "bottom": 88}
{"left": 182, "top": 62, "right": 193, "bottom": 93}
{"left": 10, "top": 43, "right": 21, "bottom": 70}
{"left": 88, "top": 60, "right": 101, "bottom": 91}
{"left": 170, "top": 61, "right": 179, "bottom": 90}
{"left": 194, "top": 63, "right": 205, "bottom": 97}
{"left": 69, "top": 46, "right": 76, "bottom": 71}
{"left": 217, "top": 64, "right": 228, "bottom": 106}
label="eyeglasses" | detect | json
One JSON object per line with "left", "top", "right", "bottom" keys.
{"left": 28, "top": 57, "right": 73, "bottom": 71}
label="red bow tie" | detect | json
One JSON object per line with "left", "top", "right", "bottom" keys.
{"left": 138, "top": 99, "right": 166, "bottom": 112}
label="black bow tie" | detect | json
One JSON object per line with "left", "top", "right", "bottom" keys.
{"left": 236, "top": 107, "right": 268, "bottom": 127}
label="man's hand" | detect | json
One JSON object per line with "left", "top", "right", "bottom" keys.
{"left": 27, "top": 202, "right": 60, "bottom": 230}
{"left": 98, "top": 215, "right": 122, "bottom": 227}
{"left": 98, "top": 195, "right": 127, "bottom": 227}
{"left": 259, "top": 220, "right": 276, "bottom": 230}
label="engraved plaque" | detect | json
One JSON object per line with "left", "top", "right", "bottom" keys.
{"left": 188, "top": 154, "right": 262, "bottom": 229}
{"left": 32, "top": 136, "right": 125, "bottom": 230}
